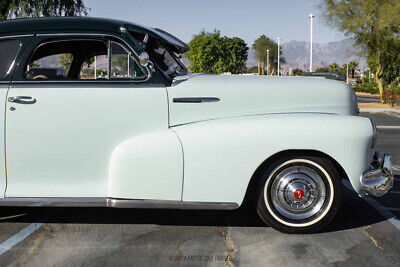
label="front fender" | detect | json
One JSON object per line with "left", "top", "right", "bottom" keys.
{"left": 172, "top": 114, "right": 373, "bottom": 205}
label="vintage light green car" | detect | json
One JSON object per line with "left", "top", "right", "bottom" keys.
{"left": 0, "top": 17, "right": 394, "bottom": 233}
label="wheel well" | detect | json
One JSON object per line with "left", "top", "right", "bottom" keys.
{"left": 243, "top": 149, "right": 348, "bottom": 205}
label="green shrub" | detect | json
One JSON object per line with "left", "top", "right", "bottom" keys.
{"left": 353, "top": 82, "right": 379, "bottom": 94}
{"left": 383, "top": 84, "right": 400, "bottom": 106}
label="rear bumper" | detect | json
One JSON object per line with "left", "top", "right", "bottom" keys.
{"left": 361, "top": 152, "right": 394, "bottom": 197}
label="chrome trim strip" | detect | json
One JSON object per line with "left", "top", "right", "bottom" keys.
{"left": 0, "top": 34, "right": 34, "bottom": 40}
{"left": 173, "top": 97, "right": 220, "bottom": 103}
{"left": 0, "top": 198, "right": 107, "bottom": 207}
{"left": 0, "top": 197, "right": 239, "bottom": 210}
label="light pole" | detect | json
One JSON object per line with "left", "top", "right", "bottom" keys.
{"left": 309, "top": 13, "right": 314, "bottom": 73}
{"left": 277, "top": 37, "right": 281, "bottom": 76}
{"left": 94, "top": 56, "right": 97, "bottom": 79}
{"left": 127, "top": 54, "right": 130, "bottom": 76}
{"left": 266, "top": 49, "right": 270, "bottom": 76}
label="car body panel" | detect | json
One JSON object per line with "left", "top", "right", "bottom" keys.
{"left": 173, "top": 114, "right": 373, "bottom": 204}
{"left": 108, "top": 129, "right": 183, "bottom": 200}
{"left": 5, "top": 85, "right": 181, "bottom": 199}
{"left": 0, "top": 36, "right": 34, "bottom": 198}
{"left": 167, "top": 74, "right": 357, "bottom": 126}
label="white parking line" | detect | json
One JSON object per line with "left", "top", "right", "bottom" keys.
{"left": 377, "top": 126, "right": 400, "bottom": 130}
{"left": 0, "top": 222, "right": 43, "bottom": 256}
{"left": 344, "top": 181, "right": 400, "bottom": 231}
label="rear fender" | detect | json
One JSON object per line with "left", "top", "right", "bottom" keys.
{"left": 108, "top": 130, "right": 183, "bottom": 201}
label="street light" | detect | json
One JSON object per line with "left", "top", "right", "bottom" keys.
{"left": 266, "top": 49, "right": 270, "bottom": 76}
{"left": 94, "top": 56, "right": 97, "bottom": 79}
{"left": 277, "top": 37, "right": 281, "bottom": 76}
{"left": 309, "top": 13, "right": 314, "bottom": 73}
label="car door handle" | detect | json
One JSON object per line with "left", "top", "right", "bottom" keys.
{"left": 173, "top": 97, "right": 220, "bottom": 103}
{"left": 8, "top": 96, "right": 37, "bottom": 104}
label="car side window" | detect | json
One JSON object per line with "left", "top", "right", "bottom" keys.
{"left": 110, "top": 41, "right": 145, "bottom": 79}
{"left": 26, "top": 53, "right": 72, "bottom": 80}
{"left": 0, "top": 39, "right": 22, "bottom": 78}
{"left": 80, "top": 54, "right": 109, "bottom": 80}
{"left": 25, "top": 38, "right": 146, "bottom": 81}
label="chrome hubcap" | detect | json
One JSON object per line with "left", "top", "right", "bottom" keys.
{"left": 270, "top": 165, "right": 327, "bottom": 221}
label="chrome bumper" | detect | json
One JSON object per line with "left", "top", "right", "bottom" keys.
{"left": 361, "top": 152, "right": 394, "bottom": 197}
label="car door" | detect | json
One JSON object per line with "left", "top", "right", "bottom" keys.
{"left": 0, "top": 37, "right": 31, "bottom": 198}
{"left": 5, "top": 34, "right": 183, "bottom": 200}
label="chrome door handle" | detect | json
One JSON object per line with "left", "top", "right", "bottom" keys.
{"left": 173, "top": 97, "right": 220, "bottom": 103}
{"left": 8, "top": 96, "right": 37, "bottom": 104}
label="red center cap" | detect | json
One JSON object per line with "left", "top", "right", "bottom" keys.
{"left": 294, "top": 189, "right": 305, "bottom": 200}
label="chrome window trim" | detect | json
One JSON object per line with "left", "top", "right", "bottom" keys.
{"left": 9, "top": 81, "right": 164, "bottom": 87}
{"left": 107, "top": 39, "right": 111, "bottom": 79}
{"left": 25, "top": 39, "right": 78, "bottom": 78}
{"left": 0, "top": 34, "right": 34, "bottom": 40}
{"left": 0, "top": 197, "right": 239, "bottom": 210}
{"left": 30, "top": 32, "right": 151, "bottom": 82}
{"left": 110, "top": 40, "right": 147, "bottom": 80}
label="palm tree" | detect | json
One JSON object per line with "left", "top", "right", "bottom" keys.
{"left": 252, "top": 36, "right": 269, "bottom": 75}
{"left": 328, "top": 63, "right": 340, "bottom": 73}
{"left": 348, "top": 61, "right": 359, "bottom": 78}
{"left": 252, "top": 35, "right": 285, "bottom": 75}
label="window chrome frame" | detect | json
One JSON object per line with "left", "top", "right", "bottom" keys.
{"left": 19, "top": 32, "right": 152, "bottom": 83}
{"left": 109, "top": 40, "right": 147, "bottom": 80}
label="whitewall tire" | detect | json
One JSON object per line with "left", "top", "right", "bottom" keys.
{"left": 256, "top": 155, "right": 342, "bottom": 234}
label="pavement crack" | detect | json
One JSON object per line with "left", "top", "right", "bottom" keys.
{"left": 216, "top": 227, "right": 237, "bottom": 267}
{"left": 363, "top": 226, "right": 394, "bottom": 264}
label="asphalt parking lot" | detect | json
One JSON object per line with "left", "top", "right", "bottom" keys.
{"left": 0, "top": 111, "right": 399, "bottom": 266}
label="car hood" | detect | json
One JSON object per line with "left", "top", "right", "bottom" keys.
{"left": 167, "top": 74, "right": 357, "bottom": 126}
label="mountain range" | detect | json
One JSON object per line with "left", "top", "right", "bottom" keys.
{"left": 247, "top": 39, "right": 366, "bottom": 71}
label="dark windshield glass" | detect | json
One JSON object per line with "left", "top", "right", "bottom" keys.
{"left": 0, "top": 39, "right": 21, "bottom": 78}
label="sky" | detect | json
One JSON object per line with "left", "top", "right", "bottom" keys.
{"left": 85, "top": 0, "right": 345, "bottom": 46}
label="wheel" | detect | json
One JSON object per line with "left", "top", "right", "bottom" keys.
{"left": 255, "top": 155, "right": 342, "bottom": 234}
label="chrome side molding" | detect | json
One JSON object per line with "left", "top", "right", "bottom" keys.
{"left": 173, "top": 97, "right": 220, "bottom": 103}
{"left": 0, "top": 198, "right": 239, "bottom": 210}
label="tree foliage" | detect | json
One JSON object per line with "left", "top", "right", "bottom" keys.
{"left": 186, "top": 30, "right": 248, "bottom": 74}
{"left": 292, "top": 68, "right": 305, "bottom": 76}
{"left": 328, "top": 63, "right": 340, "bottom": 73}
{"left": 59, "top": 53, "right": 73, "bottom": 73}
{"left": 0, "top": 0, "right": 88, "bottom": 20}
{"left": 367, "top": 43, "right": 400, "bottom": 85}
{"left": 252, "top": 35, "right": 285, "bottom": 75}
{"left": 321, "top": 0, "right": 400, "bottom": 102}
{"left": 347, "top": 61, "right": 359, "bottom": 78}
{"left": 315, "top": 67, "right": 329, "bottom": 73}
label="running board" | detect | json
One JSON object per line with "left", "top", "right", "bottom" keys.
{"left": 0, "top": 198, "right": 239, "bottom": 210}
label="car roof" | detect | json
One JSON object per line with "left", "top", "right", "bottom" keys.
{"left": 0, "top": 17, "right": 189, "bottom": 53}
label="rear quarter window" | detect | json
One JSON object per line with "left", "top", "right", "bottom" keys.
{"left": 0, "top": 39, "right": 21, "bottom": 78}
